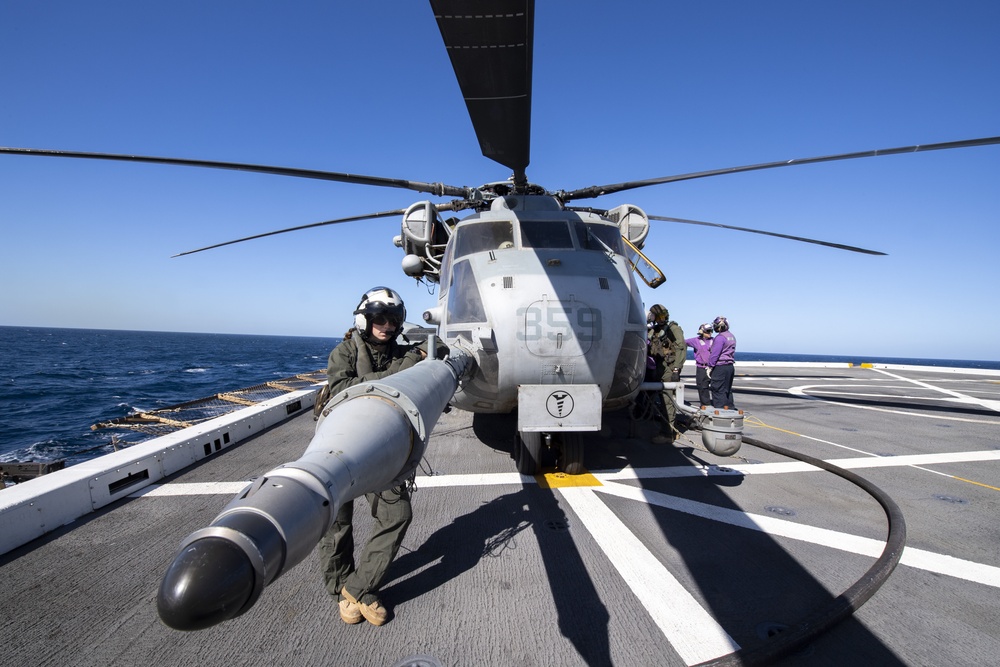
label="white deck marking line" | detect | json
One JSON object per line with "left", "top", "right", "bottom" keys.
{"left": 788, "top": 384, "right": 1000, "bottom": 424}
{"left": 132, "top": 481, "right": 249, "bottom": 496}
{"left": 871, "top": 367, "right": 1000, "bottom": 413}
{"left": 132, "top": 472, "right": 530, "bottom": 497}
{"left": 748, "top": 405, "right": 1000, "bottom": 483}
{"left": 595, "top": 449, "right": 1000, "bottom": 481}
{"left": 558, "top": 486, "right": 740, "bottom": 665}
{"left": 741, "top": 412, "right": 1000, "bottom": 488}
{"left": 596, "top": 481, "right": 1000, "bottom": 588}
{"left": 415, "top": 472, "right": 530, "bottom": 487}
{"left": 806, "top": 389, "right": 975, "bottom": 401}
{"left": 135, "top": 449, "right": 1000, "bottom": 497}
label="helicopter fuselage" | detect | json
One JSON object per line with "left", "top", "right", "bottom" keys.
{"left": 427, "top": 194, "right": 648, "bottom": 419}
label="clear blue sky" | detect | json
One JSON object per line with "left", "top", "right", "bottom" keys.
{"left": 2, "top": 1, "right": 998, "bottom": 360}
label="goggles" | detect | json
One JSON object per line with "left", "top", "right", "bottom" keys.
{"left": 371, "top": 314, "right": 401, "bottom": 327}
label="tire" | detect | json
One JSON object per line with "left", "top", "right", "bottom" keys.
{"left": 559, "top": 432, "right": 585, "bottom": 475}
{"left": 516, "top": 430, "right": 541, "bottom": 475}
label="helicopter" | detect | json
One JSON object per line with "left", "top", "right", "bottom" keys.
{"left": 2, "top": 0, "right": 998, "bottom": 477}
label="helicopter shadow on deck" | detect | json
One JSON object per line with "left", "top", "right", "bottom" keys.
{"left": 469, "top": 412, "right": 519, "bottom": 457}
{"left": 385, "top": 407, "right": 907, "bottom": 665}
{"left": 597, "top": 410, "right": 907, "bottom": 665}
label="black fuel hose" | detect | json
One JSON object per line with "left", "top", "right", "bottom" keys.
{"left": 692, "top": 434, "right": 907, "bottom": 667}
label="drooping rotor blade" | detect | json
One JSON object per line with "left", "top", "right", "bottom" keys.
{"left": 648, "top": 214, "right": 886, "bottom": 255}
{"left": 172, "top": 209, "right": 408, "bottom": 257}
{"left": 430, "top": 0, "right": 533, "bottom": 187}
{"left": 172, "top": 199, "right": 471, "bottom": 257}
{"left": 560, "top": 136, "right": 1000, "bottom": 201}
{"left": 0, "top": 146, "right": 473, "bottom": 198}
{"left": 568, "top": 205, "right": 886, "bottom": 255}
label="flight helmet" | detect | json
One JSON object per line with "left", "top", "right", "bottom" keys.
{"left": 354, "top": 286, "right": 406, "bottom": 341}
{"left": 698, "top": 323, "right": 713, "bottom": 337}
{"left": 647, "top": 304, "right": 668, "bottom": 326}
{"left": 712, "top": 316, "right": 729, "bottom": 333}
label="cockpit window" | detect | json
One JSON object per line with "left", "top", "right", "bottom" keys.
{"left": 447, "top": 259, "right": 487, "bottom": 324}
{"left": 519, "top": 219, "right": 573, "bottom": 249}
{"left": 438, "top": 238, "right": 455, "bottom": 295}
{"left": 575, "top": 221, "right": 624, "bottom": 254}
{"left": 452, "top": 221, "right": 515, "bottom": 258}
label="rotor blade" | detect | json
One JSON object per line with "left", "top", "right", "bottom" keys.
{"left": 648, "top": 215, "right": 886, "bottom": 255}
{"left": 172, "top": 199, "right": 471, "bottom": 257}
{"left": 560, "top": 136, "right": 1000, "bottom": 201}
{"left": 0, "top": 146, "right": 472, "bottom": 198}
{"left": 430, "top": 0, "right": 533, "bottom": 185}
{"left": 172, "top": 209, "right": 408, "bottom": 257}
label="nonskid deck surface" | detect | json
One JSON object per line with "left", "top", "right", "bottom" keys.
{"left": 1, "top": 365, "right": 998, "bottom": 666}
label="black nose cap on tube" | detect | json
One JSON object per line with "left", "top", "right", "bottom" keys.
{"left": 157, "top": 537, "right": 256, "bottom": 631}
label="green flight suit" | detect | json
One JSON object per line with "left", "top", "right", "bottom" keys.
{"left": 648, "top": 320, "right": 686, "bottom": 431}
{"left": 317, "top": 333, "right": 422, "bottom": 606}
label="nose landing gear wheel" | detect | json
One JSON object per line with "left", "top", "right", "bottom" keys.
{"left": 515, "top": 430, "right": 542, "bottom": 475}
{"left": 559, "top": 432, "right": 585, "bottom": 475}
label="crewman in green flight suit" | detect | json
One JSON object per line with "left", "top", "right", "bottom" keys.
{"left": 316, "top": 286, "right": 423, "bottom": 627}
{"left": 647, "top": 304, "right": 686, "bottom": 443}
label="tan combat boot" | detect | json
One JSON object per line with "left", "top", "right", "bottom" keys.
{"left": 342, "top": 587, "right": 388, "bottom": 626}
{"left": 339, "top": 598, "right": 362, "bottom": 624}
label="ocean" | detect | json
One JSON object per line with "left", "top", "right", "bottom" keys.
{"left": 0, "top": 326, "right": 339, "bottom": 467}
{"left": 1, "top": 326, "right": 998, "bottom": 468}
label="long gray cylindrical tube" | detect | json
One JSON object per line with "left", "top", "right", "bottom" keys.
{"left": 156, "top": 351, "right": 472, "bottom": 631}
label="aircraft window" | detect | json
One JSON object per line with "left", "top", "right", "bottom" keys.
{"left": 452, "top": 222, "right": 515, "bottom": 258}
{"left": 575, "top": 221, "right": 624, "bottom": 254}
{"left": 447, "top": 260, "right": 487, "bottom": 324}
{"left": 438, "top": 239, "right": 455, "bottom": 295}
{"left": 520, "top": 220, "right": 573, "bottom": 249}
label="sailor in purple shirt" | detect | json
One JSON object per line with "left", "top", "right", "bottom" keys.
{"left": 685, "top": 323, "right": 714, "bottom": 406}
{"left": 708, "top": 316, "right": 737, "bottom": 409}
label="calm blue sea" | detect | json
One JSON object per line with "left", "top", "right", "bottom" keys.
{"left": 0, "top": 326, "right": 340, "bottom": 466}
{"left": 1, "top": 326, "right": 998, "bottom": 467}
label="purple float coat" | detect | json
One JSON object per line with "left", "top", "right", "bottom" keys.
{"left": 708, "top": 331, "right": 737, "bottom": 366}
{"left": 686, "top": 336, "right": 712, "bottom": 368}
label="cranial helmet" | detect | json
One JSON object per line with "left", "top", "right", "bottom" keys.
{"left": 712, "top": 316, "right": 729, "bottom": 333}
{"left": 698, "top": 323, "right": 713, "bottom": 337}
{"left": 647, "top": 304, "right": 668, "bottom": 325}
{"left": 354, "top": 286, "right": 406, "bottom": 340}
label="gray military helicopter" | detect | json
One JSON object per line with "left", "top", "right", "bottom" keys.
{"left": 3, "top": 0, "right": 998, "bottom": 478}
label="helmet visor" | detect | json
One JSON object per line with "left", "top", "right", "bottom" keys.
{"left": 371, "top": 313, "right": 402, "bottom": 327}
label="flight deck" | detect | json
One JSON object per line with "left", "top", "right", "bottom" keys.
{"left": 1, "top": 363, "right": 998, "bottom": 666}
